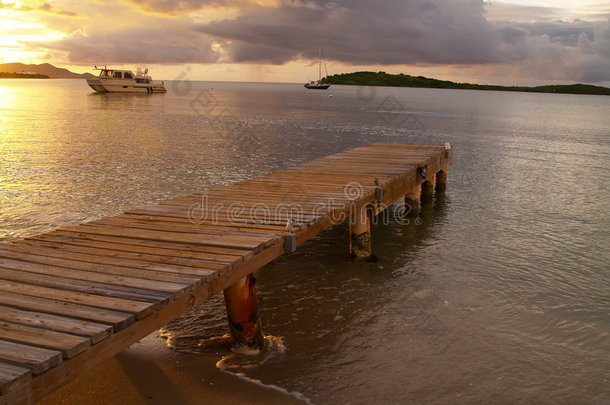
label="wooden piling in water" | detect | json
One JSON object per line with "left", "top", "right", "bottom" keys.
{"left": 223, "top": 274, "right": 265, "bottom": 351}
{"left": 436, "top": 169, "right": 448, "bottom": 193}
{"left": 420, "top": 178, "right": 435, "bottom": 204}
{"left": 349, "top": 205, "right": 372, "bottom": 259}
{"left": 403, "top": 186, "right": 420, "bottom": 217}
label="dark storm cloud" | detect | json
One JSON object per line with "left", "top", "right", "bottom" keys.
{"left": 35, "top": 26, "right": 220, "bottom": 64}
{"left": 516, "top": 20, "right": 595, "bottom": 46}
{"left": 190, "top": 0, "right": 610, "bottom": 81}
{"left": 196, "top": 0, "right": 503, "bottom": 64}
{"left": 28, "top": 0, "right": 610, "bottom": 82}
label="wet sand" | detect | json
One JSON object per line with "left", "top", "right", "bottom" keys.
{"left": 37, "top": 332, "right": 307, "bottom": 405}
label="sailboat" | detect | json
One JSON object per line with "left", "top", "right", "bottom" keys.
{"left": 304, "top": 47, "right": 331, "bottom": 90}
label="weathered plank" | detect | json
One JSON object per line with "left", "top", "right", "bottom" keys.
{"left": 0, "top": 322, "right": 90, "bottom": 359}
{"left": 0, "top": 341, "right": 61, "bottom": 375}
{"left": 0, "top": 362, "right": 30, "bottom": 396}
{"left": 31, "top": 230, "right": 254, "bottom": 258}
{"left": 0, "top": 267, "right": 173, "bottom": 304}
{"left": 0, "top": 306, "right": 112, "bottom": 344}
{"left": 0, "top": 281, "right": 155, "bottom": 319}
{"left": 0, "top": 250, "right": 208, "bottom": 286}
{"left": 0, "top": 291, "right": 134, "bottom": 331}
{"left": 28, "top": 233, "right": 245, "bottom": 266}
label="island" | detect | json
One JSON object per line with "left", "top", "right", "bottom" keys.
{"left": 0, "top": 63, "right": 94, "bottom": 79}
{"left": 0, "top": 72, "right": 49, "bottom": 79}
{"left": 321, "top": 71, "right": 610, "bottom": 96}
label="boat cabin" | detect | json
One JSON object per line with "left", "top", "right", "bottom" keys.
{"left": 98, "top": 69, "right": 133, "bottom": 79}
{"left": 96, "top": 68, "right": 150, "bottom": 83}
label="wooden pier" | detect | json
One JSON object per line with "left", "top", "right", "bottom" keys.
{"left": 0, "top": 143, "right": 452, "bottom": 404}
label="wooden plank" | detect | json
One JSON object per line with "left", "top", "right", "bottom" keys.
{"left": 129, "top": 207, "right": 319, "bottom": 227}
{"left": 1, "top": 241, "right": 224, "bottom": 276}
{"left": 131, "top": 202, "right": 320, "bottom": 223}
{"left": 58, "top": 224, "right": 267, "bottom": 251}
{"left": 31, "top": 231, "right": 254, "bottom": 259}
{"left": 0, "top": 341, "right": 61, "bottom": 375}
{"left": 0, "top": 362, "right": 30, "bottom": 396}
{"left": 0, "top": 281, "right": 155, "bottom": 319}
{"left": 87, "top": 219, "right": 282, "bottom": 241}
{"left": 28, "top": 233, "right": 244, "bottom": 266}
{"left": 18, "top": 239, "right": 238, "bottom": 271}
{"left": 0, "top": 251, "right": 191, "bottom": 294}
{"left": 0, "top": 306, "right": 112, "bottom": 345}
{"left": 0, "top": 291, "right": 134, "bottom": 331}
{"left": 0, "top": 321, "right": 90, "bottom": 359}
{"left": 191, "top": 190, "right": 348, "bottom": 206}
{"left": 0, "top": 267, "right": 176, "bottom": 304}
{"left": 0, "top": 250, "right": 208, "bottom": 286}
{"left": 100, "top": 215, "right": 295, "bottom": 236}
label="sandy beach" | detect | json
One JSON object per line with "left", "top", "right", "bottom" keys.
{"left": 38, "top": 332, "right": 307, "bottom": 405}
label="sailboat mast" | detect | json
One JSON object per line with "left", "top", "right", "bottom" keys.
{"left": 318, "top": 46, "right": 322, "bottom": 82}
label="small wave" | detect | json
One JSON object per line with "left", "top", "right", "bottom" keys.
{"left": 216, "top": 336, "right": 314, "bottom": 405}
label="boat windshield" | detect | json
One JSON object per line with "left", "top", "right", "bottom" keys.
{"left": 100, "top": 70, "right": 112, "bottom": 77}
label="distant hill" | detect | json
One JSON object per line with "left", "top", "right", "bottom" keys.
{"left": 0, "top": 63, "right": 95, "bottom": 79}
{"left": 322, "top": 71, "right": 610, "bottom": 96}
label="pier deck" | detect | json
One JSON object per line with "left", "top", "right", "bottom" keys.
{"left": 0, "top": 143, "right": 452, "bottom": 404}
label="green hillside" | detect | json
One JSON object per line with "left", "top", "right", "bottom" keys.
{"left": 322, "top": 71, "right": 610, "bottom": 96}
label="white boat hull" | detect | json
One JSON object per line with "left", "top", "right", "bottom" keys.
{"left": 86, "top": 77, "right": 166, "bottom": 94}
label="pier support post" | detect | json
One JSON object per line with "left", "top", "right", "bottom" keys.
{"left": 223, "top": 274, "right": 265, "bottom": 351}
{"left": 420, "top": 177, "right": 435, "bottom": 204}
{"left": 350, "top": 205, "right": 372, "bottom": 259}
{"left": 436, "top": 169, "right": 447, "bottom": 193}
{"left": 403, "top": 186, "right": 420, "bottom": 217}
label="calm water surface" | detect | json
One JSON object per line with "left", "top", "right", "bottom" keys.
{"left": 1, "top": 79, "right": 609, "bottom": 404}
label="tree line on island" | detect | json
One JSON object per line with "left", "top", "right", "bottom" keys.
{"left": 321, "top": 71, "right": 610, "bottom": 96}
{"left": 0, "top": 72, "right": 49, "bottom": 79}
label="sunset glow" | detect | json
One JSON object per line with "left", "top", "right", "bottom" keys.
{"left": 0, "top": 0, "right": 609, "bottom": 84}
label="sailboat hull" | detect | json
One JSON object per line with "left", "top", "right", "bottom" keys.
{"left": 304, "top": 83, "right": 330, "bottom": 90}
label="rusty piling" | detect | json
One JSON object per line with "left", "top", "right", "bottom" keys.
{"left": 350, "top": 205, "right": 372, "bottom": 259}
{"left": 223, "top": 274, "right": 265, "bottom": 351}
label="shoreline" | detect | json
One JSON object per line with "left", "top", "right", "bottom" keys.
{"left": 37, "top": 332, "right": 308, "bottom": 405}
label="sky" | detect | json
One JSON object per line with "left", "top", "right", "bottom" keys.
{"left": 0, "top": 0, "right": 609, "bottom": 85}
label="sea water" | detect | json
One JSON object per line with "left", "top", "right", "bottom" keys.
{"left": 1, "top": 79, "right": 609, "bottom": 404}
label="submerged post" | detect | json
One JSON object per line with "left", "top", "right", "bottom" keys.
{"left": 420, "top": 176, "right": 435, "bottom": 204}
{"left": 403, "top": 186, "right": 420, "bottom": 217}
{"left": 350, "top": 205, "right": 372, "bottom": 259}
{"left": 436, "top": 169, "right": 447, "bottom": 193}
{"left": 223, "top": 274, "right": 265, "bottom": 351}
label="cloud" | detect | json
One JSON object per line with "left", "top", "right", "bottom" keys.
{"left": 0, "top": 1, "right": 78, "bottom": 16}
{"left": 125, "top": 0, "right": 229, "bottom": 14}
{"left": 193, "top": 0, "right": 610, "bottom": 81}
{"left": 33, "top": 25, "right": 221, "bottom": 64}
{"left": 196, "top": 0, "right": 502, "bottom": 65}
{"left": 24, "top": 0, "right": 610, "bottom": 83}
